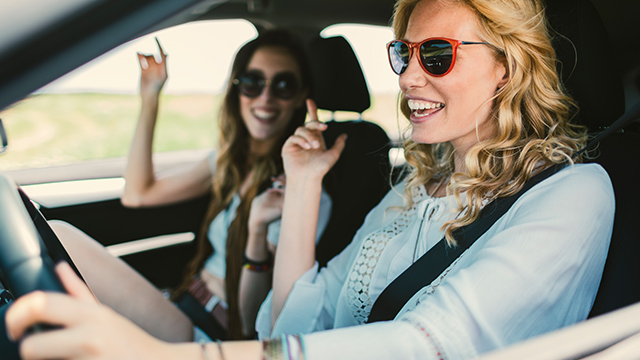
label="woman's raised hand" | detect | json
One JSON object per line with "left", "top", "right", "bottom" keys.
{"left": 137, "top": 37, "right": 168, "bottom": 98}
{"left": 281, "top": 99, "right": 347, "bottom": 182}
{"left": 6, "top": 262, "right": 175, "bottom": 360}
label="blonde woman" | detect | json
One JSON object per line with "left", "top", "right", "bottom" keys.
{"left": 7, "top": 0, "right": 615, "bottom": 359}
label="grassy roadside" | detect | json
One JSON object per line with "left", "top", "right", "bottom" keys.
{"left": 0, "top": 93, "right": 220, "bottom": 171}
{"left": 0, "top": 92, "right": 404, "bottom": 172}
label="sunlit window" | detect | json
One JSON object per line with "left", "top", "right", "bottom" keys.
{"left": 0, "top": 20, "right": 257, "bottom": 172}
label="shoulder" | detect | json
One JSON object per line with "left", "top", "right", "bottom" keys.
{"left": 533, "top": 163, "right": 613, "bottom": 199}
{"left": 512, "top": 163, "right": 614, "bottom": 221}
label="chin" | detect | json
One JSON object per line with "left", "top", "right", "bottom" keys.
{"left": 410, "top": 131, "right": 440, "bottom": 145}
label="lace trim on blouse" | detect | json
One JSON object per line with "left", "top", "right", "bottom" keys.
{"left": 346, "top": 186, "right": 428, "bottom": 324}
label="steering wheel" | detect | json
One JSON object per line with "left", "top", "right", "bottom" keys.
{"left": 0, "top": 174, "right": 69, "bottom": 359}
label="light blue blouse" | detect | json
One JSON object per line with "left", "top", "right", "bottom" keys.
{"left": 202, "top": 151, "right": 332, "bottom": 278}
{"left": 257, "top": 164, "right": 615, "bottom": 360}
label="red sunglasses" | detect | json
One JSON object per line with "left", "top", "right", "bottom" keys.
{"left": 387, "top": 37, "right": 492, "bottom": 77}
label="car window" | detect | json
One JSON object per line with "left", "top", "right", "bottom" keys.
{"left": 0, "top": 20, "right": 257, "bottom": 173}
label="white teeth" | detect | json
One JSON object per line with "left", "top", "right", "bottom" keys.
{"left": 254, "top": 109, "right": 276, "bottom": 119}
{"left": 407, "top": 99, "right": 444, "bottom": 110}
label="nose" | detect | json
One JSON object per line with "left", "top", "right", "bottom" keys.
{"left": 398, "top": 51, "right": 428, "bottom": 91}
{"left": 258, "top": 80, "right": 277, "bottom": 101}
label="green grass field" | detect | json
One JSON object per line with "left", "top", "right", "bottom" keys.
{"left": 0, "top": 92, "right": 404, "bottom": 171}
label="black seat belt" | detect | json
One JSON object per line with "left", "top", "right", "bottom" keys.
{"left": 366, "top": 164, "right": 564, "bottom": 323}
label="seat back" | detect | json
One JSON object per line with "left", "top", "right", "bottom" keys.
{"left": 306, "top": 35, "right": 371, "bottom": 114}
{"left": 546, "top": 0, "right": 640, "bottom": 317}
{"left": 305, "top": 35, "right": 392, "bottom": 266}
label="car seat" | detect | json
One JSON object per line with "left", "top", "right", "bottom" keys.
{"left": 305, "top": 35, "right": 393, "bottom": 267}
{"left": 546, "top": 0, "right": 640, "bottom": 317}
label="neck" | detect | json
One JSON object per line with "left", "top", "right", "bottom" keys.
{"left": 453, "top": 150, "right": 467, "bottom": 174}
{"left": 249, "top": 137, "right": 277, "bottom": 158}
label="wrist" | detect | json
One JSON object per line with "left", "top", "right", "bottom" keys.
{"left": 140, "top": 90, "right": 161, "bottom": 104}
{"left": 248, "top": 221, "right": 269, "bottom": 237}
{"left": 242, "top": 251, "right": 273, "bottom": 272}
{"left": 284, "top": 175, "right": 323, "bottom": 194}
{"left": 287, "top": 167, "right": 326, "bottom": 181}
{"left": 244, "top": 238, "right": 270, "bottom": 262}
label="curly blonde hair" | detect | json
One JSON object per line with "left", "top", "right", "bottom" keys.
{"left": 392, "top": 0, "right": 588, "bottom": 245}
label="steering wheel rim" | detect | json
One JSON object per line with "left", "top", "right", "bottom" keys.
{"left": 0, "top": 174, "right": 66, "bottom": 298}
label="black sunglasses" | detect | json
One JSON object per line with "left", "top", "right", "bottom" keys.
{"left": 233, "top": 71, "right": 301, "bottom": 100}
{"left": 387, "top": 37, "right": 492, "bottom": 76}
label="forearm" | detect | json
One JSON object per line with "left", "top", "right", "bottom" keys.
{"left": 239, "top": 228, "right": 274, "bottom": 337}
{"left": 122, "top": 92, "right": 160, "bottom": 206}
{"left": 169, "top": 341, "right": 262, "bottom": 360}
{"left": 271, "top": 175, "right": 323, "bottom": 323}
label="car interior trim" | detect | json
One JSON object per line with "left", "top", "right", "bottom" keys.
{"left": 106, "top": 232, "right": 196, "bottom": 258}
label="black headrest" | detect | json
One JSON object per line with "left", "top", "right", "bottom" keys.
{"left": 306, "top": 36, "right": 371, "bottom": 113}
{"left": 545, "top": 0, "right": 625, "bottom": 131}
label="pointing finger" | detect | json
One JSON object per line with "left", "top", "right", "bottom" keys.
{"left": 306, "top": 98, "right": 319, "bottom": 123}
{"left": 155, "top": 37, "right": 167, "bottom": 62}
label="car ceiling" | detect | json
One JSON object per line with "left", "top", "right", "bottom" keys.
{"left": 0, "top": 0, "right": 637, "bottom": 112}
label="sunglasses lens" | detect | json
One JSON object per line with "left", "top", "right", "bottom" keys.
{"left": 237, "top": 71, "right": 264, "bottom": 98}
{"left": 236, "top": 71, "right": 299, "bottom": 100}
{"left": 420, "top": 39, "right": 454, "bottom": 75}
{"left": 388, "top": 41, "right": 410, "bottom": 74}
{"left": 271, "top": 72, "right": 299, "bottom": 100}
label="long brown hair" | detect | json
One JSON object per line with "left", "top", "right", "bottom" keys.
{"left": 172, "top": 29, "right": 312, "bottom": 339}
{"left": 392, "top": 0, "right": 588, "bottom": 244}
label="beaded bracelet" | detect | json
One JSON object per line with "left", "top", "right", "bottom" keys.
{"left": 242, "top": 252, "right": 274, "bottom": 272}
{"left": 216, "top": 340, "right": 226, "bottom": 360}
{"left": 200, "top": 340, "right": 213, "bottom": 360}
{"left": 262, "top": 334, "right": 305, "bottom": 360}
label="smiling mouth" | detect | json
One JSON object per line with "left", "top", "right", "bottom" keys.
{"left": 253, "top": 108, "right": 277, "bottom": 121}
{"left": 408, "top": 99, "right": 445, "bottom": 118}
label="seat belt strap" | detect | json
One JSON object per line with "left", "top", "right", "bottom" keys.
{"left": 366, "top": 164, "right": 563, "bottom": 323}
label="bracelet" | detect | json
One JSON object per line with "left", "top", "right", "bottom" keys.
{"left": 216, "top": 340, "right": 226, "bottom": 360}
{"left": 262, "top": 334, "right": 305, "bottom": 360}
{"left": 262, "top": 335, "right": 283, "bottom": 360}
{"left": 200, "top": 340, "right": 213, "bottom": 360}
{"left": 243, "top": 252, "right": 273, "bottom": 272}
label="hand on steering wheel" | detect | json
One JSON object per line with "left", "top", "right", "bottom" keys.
{"left": 6, "top": 263, "right": 174, "bottom": 360}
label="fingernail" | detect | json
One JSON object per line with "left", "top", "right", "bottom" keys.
{"left": 312, "top": 140, "right": 320, "bottom": 148}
